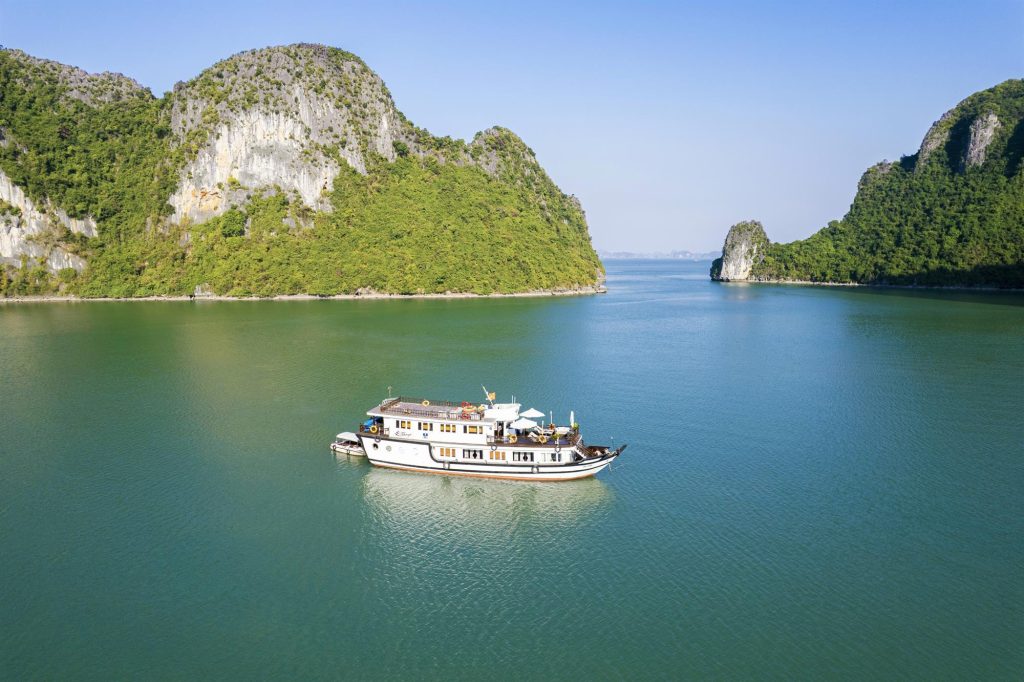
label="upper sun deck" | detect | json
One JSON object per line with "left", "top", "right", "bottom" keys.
{"left": 367, "top": 397, "right": 521, "bottom": 423}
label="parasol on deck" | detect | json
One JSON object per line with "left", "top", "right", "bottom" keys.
{"left": 509, "top": 417, "right": 539, "bottom": 430}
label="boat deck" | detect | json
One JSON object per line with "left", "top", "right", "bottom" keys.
{"left": 369, "top": 396, "right": 489, "bottom": 421}
{"left": 358, "top": 422, "right": 584, "bottom": 448}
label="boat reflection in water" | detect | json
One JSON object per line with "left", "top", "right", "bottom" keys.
{"left": 358, "top": 465, "right": 614, "bottom": 537}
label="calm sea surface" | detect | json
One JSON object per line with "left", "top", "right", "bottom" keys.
{"left": 1, "top": 260, "right": 1022, "bottom": 679}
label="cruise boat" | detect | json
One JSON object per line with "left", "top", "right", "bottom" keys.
{"left": 350, "top": 391, "right": 626, "bottom": 481}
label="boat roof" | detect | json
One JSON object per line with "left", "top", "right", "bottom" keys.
{"left": 367, "top": 397, "right": 521, "bottom": 423}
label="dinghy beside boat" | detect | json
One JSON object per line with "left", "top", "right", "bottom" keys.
{"left": 330, "top": 432, "right": 366, "bottom": 456}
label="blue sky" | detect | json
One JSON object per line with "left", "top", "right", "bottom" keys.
{"left": 2, "top": 1, "right": 1021, "bottom": 251}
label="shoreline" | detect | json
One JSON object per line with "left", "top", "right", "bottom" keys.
{"left": 713, "top": 278, "right": 1023, "bottom": 292}
{"left": 0, "top": 285, "right": 608, "bottom": 304}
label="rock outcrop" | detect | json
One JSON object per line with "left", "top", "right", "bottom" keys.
{"left": 166, "top": 45, "right": 410, "bottom": 223}
{"left": 0, "top": 169, "right": 96, "bottom": 272}
{"left": 164, "top": 46, "right": 556, "bottom": 226}
{"left": 917, "top": 110, "right": 954, "bottom": 169}
{"left": 963, "top": 111, "right": 1001, "bottom": 169}
{"left": 1, "top": 48, "right": 147, "bottom": 106}
{"left": 710, "top": 220, "right": 769, "bottom": 281}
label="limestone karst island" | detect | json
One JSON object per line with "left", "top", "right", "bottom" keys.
{"left": 0, "top": 44, "right": 602, "bottom": 298}
{"left": 710, "top": 80, "right": 1024, "bottom": 289}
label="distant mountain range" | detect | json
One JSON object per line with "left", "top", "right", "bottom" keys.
{"left": 599, "top": 249, "right": 719, "bottom": 261}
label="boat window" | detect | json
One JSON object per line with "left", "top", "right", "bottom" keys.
{"left": 440, "top": 423, "right": 456, "bottom": 433}
{"left": 513, "top": 451, "right": 534, "bottom": 462}
{"left": 488, "top": 450, "right": 506, "bottom": 461}
{"left": 551, "top": 452, "right": 561, "bottom": 462}
{"left": 418, "top": 422, "right": 433, "bottom": 431}
{"left": 397, "top": 420, "right": 411, "bottom": 429}
{"left": 438, "top": 447, "right": 456, "bottom": 458}
{"left": 463, "top": 449, "right": 484, "bottom": 460}
{"left": 463, "top": 425, "right": 482, "bottom": 435}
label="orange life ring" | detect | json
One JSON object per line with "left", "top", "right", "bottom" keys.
{"left": 509, "top": 435, "right": 517, "bottom": 444}
{"left": 421, "top": 400, "right": 430, "bottom": 407}
{"left": 369, "top": 425, "right": 378, "bottom": 434}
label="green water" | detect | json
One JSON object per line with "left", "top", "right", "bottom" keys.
{"left": 1, "top": 261, "right": 1022, "bottom": 679}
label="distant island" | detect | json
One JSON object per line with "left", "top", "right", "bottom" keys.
{"left": 711, "top": 80, "right": 1024, "bottom": 288}
{"left": 599, "top": 249, "right": 718, "bottom": 260}
{"left": 0, "top": 44, "right": 603, "bottom": 298}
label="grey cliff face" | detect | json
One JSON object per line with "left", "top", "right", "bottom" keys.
{"left": 168, "top": 45, "right": 409, "bottom": 224}
{"left": 963, "top": 111, "right": 1001, "bottom": 169}
{"left": 0, "top": 168, "right": 96, "bottom": 273}
{"left": 917, "top": 110, "right": 954, "bottom": 168}
{"left": 710, "top": 220, "right": 769, "bottom": 281}
{"left": 163, "top": 46, "right": 538, "bottom": 227}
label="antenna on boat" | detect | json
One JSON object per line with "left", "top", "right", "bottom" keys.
{"left": 387, "top": 385, "right": 392, "bottom": 399}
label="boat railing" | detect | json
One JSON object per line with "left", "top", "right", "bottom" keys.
{"left": 489, "top": 431, "right": 581, "bottom": 448}
{"left": 390, "top": 396, "right": 472, "bottom": 409}
{"left": 376, "top": 397, "right": 485, "bottom": 420}
{"left": 358, "top": 424, "right": 390, "bottom": 437}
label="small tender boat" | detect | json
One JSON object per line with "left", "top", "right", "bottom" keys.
{"left": 330, "top": 432, "right": 366, "bottom": 456}
{"left": 348, "top": 389, "right": 626, "bottom": 481}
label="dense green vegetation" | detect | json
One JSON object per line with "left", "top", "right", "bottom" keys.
{"left": 73, "top": 158, "right": 600, "bottom": 297}
{"left": 745, "top": 80, "right": 1024, "bottom": 288}
{"left": 0, "top": 47, "right": 601, "bottom": 297}
{"left": 0, "top": 53, "right": 177, "bottom": 233}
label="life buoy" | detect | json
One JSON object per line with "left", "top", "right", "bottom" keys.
{"left": 509, "top": 435, "right": 517, "bottom": 444}
{"left": 539, "top": 435, "right": 548, "bottom": 444}
{"left": 422, "top": 400, "right": 430, "bottom": 407}
{"left": 369, "top": 425, "right": 378, "bottom": 434}
{"left": 490, "top": 445, "right": 497, "bottom": 452}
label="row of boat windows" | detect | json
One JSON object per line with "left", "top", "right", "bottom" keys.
{"left": 436, "top": 448, "right": 563, "bottom": 463}
{"left": 396, "top": 420, "right": 482, "bottom": 434}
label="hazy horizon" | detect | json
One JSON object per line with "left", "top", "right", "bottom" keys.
{"left": 2, "top": 0, "right": 1021, "bottom": 252}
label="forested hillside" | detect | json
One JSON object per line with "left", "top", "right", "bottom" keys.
{"left": 0, "top": 45, "right": 602, "bottom": 297}
{"left": 711, "top": 80, "right": 1024, "bottom": 288}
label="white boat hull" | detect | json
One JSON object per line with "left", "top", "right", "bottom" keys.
{"left": 357, "top": 435, "right": 617, "bottom": 481}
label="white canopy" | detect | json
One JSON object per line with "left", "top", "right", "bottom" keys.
{"left": 336, "top": 432, "right": 358, "bottom": 442}
{"left": 509, "top": 417, "right": 539, "bottom": 430}
{"left": 520, "top": 408, "right": 545, "bottom": 419}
